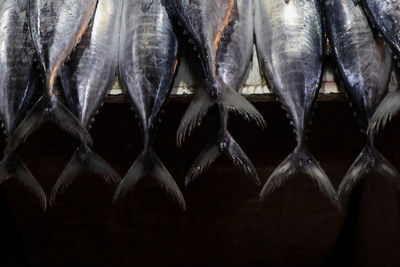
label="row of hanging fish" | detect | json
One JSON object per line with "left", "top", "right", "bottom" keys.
{"left": 1, "top": 0, "right": 399, "bottom": 211}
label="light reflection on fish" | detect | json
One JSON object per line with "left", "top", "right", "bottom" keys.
{"left": 172, "top": 0, "right": 265, "bottom": 186}
{"left": 0, "top": 0, "right": 46, "bottom": 209}
{"left": 254, "top": 0, "right": 337, "bottom": 203}
{"left": 50, "top": 0, "right": 123, "bottom": 205}
{"left": 114, "top": 0, "right": 186, "bottom": 210}
{"left": 324, "top": 0, "right": 400, "bottom": 198}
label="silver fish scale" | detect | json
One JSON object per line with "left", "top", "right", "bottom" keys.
{"left": 29, "top": 0, "right": 97, "bottom": 88}
{"left": 216, "top": 0, "right": 253, "bottom": 92}
{"left": 173, "top": 0, "right": 235, "bottom": 78}
{"left": 60, "top": 0, "right": 121, "bottom": 128}
{"left": 254, "top": 0, "right": 323, "bottom": 138}
{"left": 119, "top": 0, "right": 177, "bottom": 131}
{"left": 364, "top": 0, "right": 400, "bottom": 56}
{"left": 325, "top": 0, "right": 392, "bottom": 124}
{"left": 0, "top": 1, "right": 36, "bottom": 133}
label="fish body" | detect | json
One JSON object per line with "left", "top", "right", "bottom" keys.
{"left": 324, "top": 0, "right": 399, "bottom": 197}
{"left": 361, "top": 0, "right": 400, "bottom": 134}
{"left": 185, "top": 0, "right": 262, "bottom": 185}
{"left": 114, "top": 0, "right": 185, "bottom": 210}
{"left": 255, "top": 0, "right": 336, "bottom": 202}
{"left": 0, "top": 0, "right": 46, "bottom": 209}
{"left": 172, "top": 0, "right": 236, "bottom": 85}
{"left": 50, "top": 0, "right": 122, "bottom": 204}
{"left": 362, "top": 0, "right": 400, "bottom": 58}
{"left": 8, "top": 0, "right": 98, "bottom": 151}
{"left": 172, "top": 0, "right": 265, "bottom": 145}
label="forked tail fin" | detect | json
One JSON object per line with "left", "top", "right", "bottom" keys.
{"left": 113, "top": 149, "right": 186, "bottom": 210}
{"left": 49, "top": 146, "right": 121, "bottom": 205}
{"left": 0, "top": 152, "right": 47, "bottom": 210}
{"left": 7, "top": 95, "right": 93, "bottom": 151}
{"left": 338, "top": 145, "right": 400, "bottom": 198}
{"left": 368, "top": 90, "right": 400, "bottom": 135}
{"left": 185, "top": 130, "right": 260, "bottom": 186}
{"left": 260, "top": 146, "right": 337, "bottom": 204}
{"left": 177, "top": 87, "right": 266, "bottom": 147}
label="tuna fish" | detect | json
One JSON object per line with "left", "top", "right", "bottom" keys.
{"left": 0, "top": 0, "right": 46, "bottom": 209}
{"left": 324, "top": 0, "right": 399, "bottom": 198}
{"left": 362, "top": 0, "right": 400, "bottom": 58}
{"left": 8, "top": 0, "right": 98, "bottom": 151}
{"left": 360, "top": 0, "right": 400, "bottom": 134}
{"left": 184, "top": 0, "right": 261, "bottom": 185}
{"left": 254, "top": 0, "right": 337, "bottom": 202}
{"left": 171, "top": 0, "right": 265, "bottom": 186}
{"left": 114, "top": 0, "right": 186, "bottom": 210}
{"left": 49, "top": 0, "right": 122, "bottom": 205}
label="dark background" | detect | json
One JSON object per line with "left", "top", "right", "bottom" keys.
{"left": 1, "top": 100, "right": 400, "bottom": 266}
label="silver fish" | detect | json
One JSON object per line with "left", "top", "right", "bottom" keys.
{"left": 361, "top": 0, "right": 400, "bottom": 134}
{"left": 171, "top": 0, "right": 265, "bottom": 142}
{"left": 184, "top": 0, "right": 261, "bottom": 185}
{"left": 255, "top": 0, "right": 337, "bottom": 203}
{"left": 49, "top": 0, "right": 122, "bottom": 205}
{"left": 362, "top": 0, "right": 400, "bottom": 58}
{"left": 324, "top": 0, "right": 399, "bottom": 198}
{"left": 172, "top": 0, "right": 265, "bottom": 186}
{"left": 114, "top": 0, "right": 186, "bottom": 210}
{"left": 8, "top": 0, "right": 98, "bottom": 151}
{"left": 0, "top": 0, "right": 46, "bottom": 209}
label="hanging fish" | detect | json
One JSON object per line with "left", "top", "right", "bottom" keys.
{"left": 0, "top": 0, "right": 46, "bottom": 209}
{"left": 254, "top": 0, "right": 337, "bottom": 202}
{"left": 184, "top": 0, "right": 262, "bottom": 185}
{"left": 171, "top": 0, "right": 265, "bottom": 186}
{"left": 362, "top": 0, "right": 400, "bottom": 58}
{"left": 324, "top": 0, "right": 399, "bottom": 198}
{"left": 49, "top": 0, "right": 122, "bottom": 205}
{"left": 360, "top": 0, "right": 400, "bottom": 134}
{"left": 7, "top": 0, "right": 98, "bottom": 151}
{"left": 114, "top": 0, "right": 186, "bottom": 210}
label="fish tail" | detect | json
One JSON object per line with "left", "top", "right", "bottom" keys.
{"left": 8, "top": 95, "right": 93, "bottom": 151}
{"left": 260, "top": 146, "right": 337, "bottom": 204}
{"left": 176, "top": 87, "right": 266, "bottom": 147}
{"left": 0, "top": 151, "right": 47, "bottom": 210}
{"left": 49, "top": 146, "right": 121, "bottom": 205}
{"left": 221, "top": 87, "right": 266, "bottom": 130}
{"left": 368, "top": 90, "right": 400, "bottom": 135}
{"left": 176, "top": 89, "right": 213, "bottom": 147}
{"left": 185, "top": 130, "right": 260, "bottom": 186}
{"left": 113, "top": 149, "right": 186, "bottom": 211}
{"left": 338, "top": 145, "right": 400, "bottom": 199}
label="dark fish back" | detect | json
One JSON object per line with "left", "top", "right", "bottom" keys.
{"left": 362, "top": 0, "right": 400, "bottom": 58}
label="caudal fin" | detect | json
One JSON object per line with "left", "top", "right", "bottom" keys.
{"left": 176, "top": 90, "right": 213, "bottom": 147}
{"left": 368, "top": 90, "right": 400, "bottom": 135}
{"left": 260, "top": 147, "right": 337, "bottom": 204}
{"left": 49, "top": 147, "right": 121, "bottom": 205}
{"left": 221, "top": 88, "right": 266, "bottom": 129}
{"left": 0, "top": 152, "right": 47, "bottom": 210}
{"left": 185, "top": 130, "right": 260, "bottom": 186}
{"left": 338, "top": 146, "right": 400, "bottom": 198}
{"left": 177, "top": 87, "right": 266, "bottom": 147}
{"left": 113, "top": 149, "right": 186, "bottom": 210}
{"left": 8, "top": 95, "right": 93, "bottom": 151}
